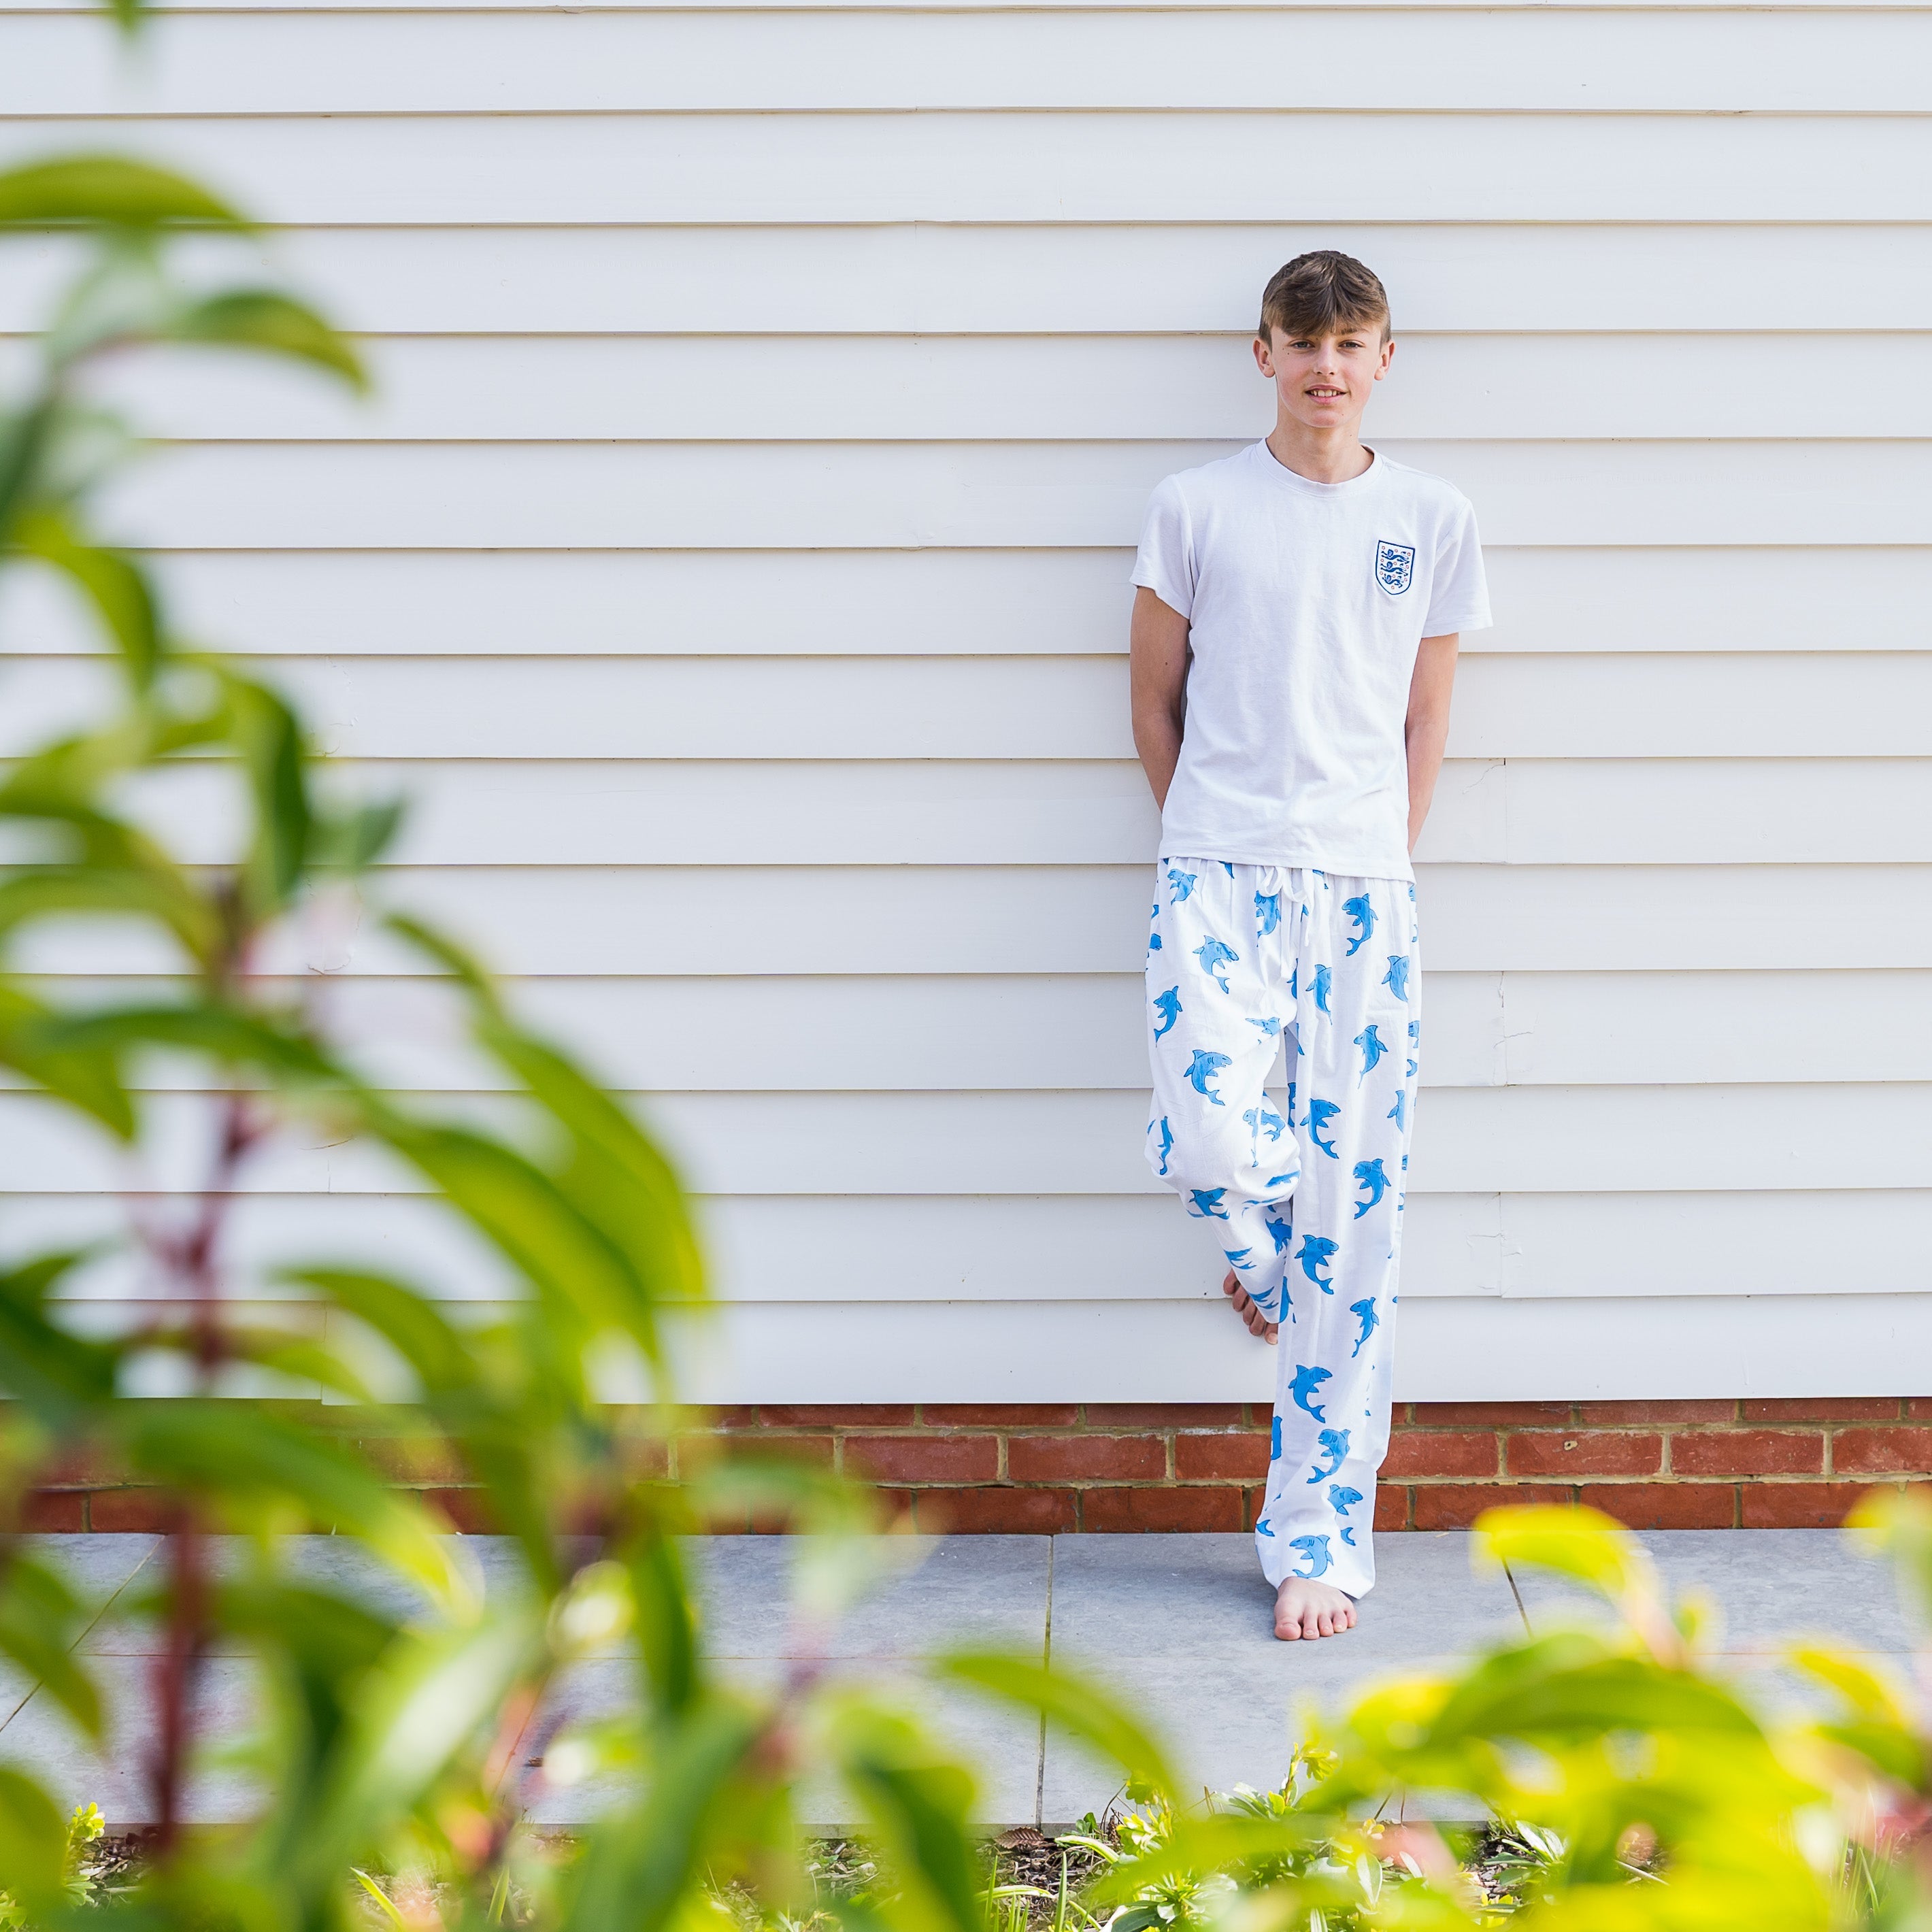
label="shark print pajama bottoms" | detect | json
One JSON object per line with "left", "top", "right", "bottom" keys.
{"left": 1143, "top": 859, "right": 1419, "bottom": 1600}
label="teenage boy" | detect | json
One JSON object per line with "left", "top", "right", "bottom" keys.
{"left": 1131, "top": 252, "right": 1490, "bottom": 1641}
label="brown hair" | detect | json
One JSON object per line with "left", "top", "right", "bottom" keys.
{"left": 1258, "top": 251, "right": 1391, "bottom": 344}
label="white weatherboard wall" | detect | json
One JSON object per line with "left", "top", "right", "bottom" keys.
{"left": 3, "top": 0, "right": 1931, "bottom": 1404}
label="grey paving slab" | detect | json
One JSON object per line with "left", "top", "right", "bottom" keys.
{"left": 690, "top": 1534, "right": 1050, "bottom": 1661}
{"left": 0, "top": 1654, "right": 260, "bottom": 1825}
{"left": 83, "top": 1535, "right": 542, "bottom": 1655}
{"left": 1, "top": 1536, "right": 163, "bottom": 1727}
{"left": 1510, "top": 1530, "right": 1916, "bottom": 1654}
{"left": 1044, "top": 1535, "right": 1521, "bottom": 1822}
{"left": 1039, "top": 1650, "right": 1480, "bottom": 1825}
{"left": 515, "top": 1654, "right": 1043, "bottom": 1829}
{"left": 1048, "top": 1534, "right": 1525, "bottom": 1665}
{"left": 9, "top": 1529, "right": 1925, "bottom": 1830}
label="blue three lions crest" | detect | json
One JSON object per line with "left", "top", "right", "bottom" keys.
{"left": 1373, "top": 539, "right": 1415, "bottom": 596}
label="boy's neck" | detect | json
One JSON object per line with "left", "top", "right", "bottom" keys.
{"left": 1265, "top": 416, "right": 1376, "bottom": 487}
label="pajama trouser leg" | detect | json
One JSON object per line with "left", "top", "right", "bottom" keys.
{"left": 1146, "top": 862, "right": 1420, "bottom": 1601}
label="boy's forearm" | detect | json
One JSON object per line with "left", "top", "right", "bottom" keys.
{"left": 1135, "top": 709, "right": 1184, "bottom": 810}
{"left": 1404, "top": 705, "right": 1451, "bottom": 851}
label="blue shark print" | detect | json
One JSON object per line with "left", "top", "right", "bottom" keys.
{"left": 1386, "top": 1088, "right": 1407, "bottom": 1133}
{"left": 1295, "top": 1235, "right": 1339, "bottom": 1293}
{"left": 1342, "top": 894, "right": 1376, "bottom": 956}
{"left": 1354, "top": 1023, "right": 1387, "bottom": 1085}
{"left": 1407, "top": 1017, "right": 1420, "bottom": 1078}
{"left": 1313, "top": 964, "right": 1332, "bottom": 1014}
{"left": 1243, "top": 1099, "right": 1287, "bottom": 1147}
{"left": 1263, "top": 1212, "right": 1294, "bottom": 1256}
{"left": 1382, "top": 954, "right": 1410, "bottom": 1001}
{"left": 1225, "top": 1246, "right": 1254, "bottom": 1269}
{"left": 1154, "top": 1115, "right": 1173, "bottom": 1175}
{"left": 1152, "top": 986, "right": 1182, "bottom": 1039}
{"left": 1307, "top": 1429, "right": 1350, "bottom": 1483}
{"left": 1271, "top": 1415, "right": 1282, "bottom": 1460}
{"left": 1255, "top": 1518, "right": 1275, "bottom": 1538}
{"left": 1290, "top": 1363, "right": 1331, "bottom": 1422}
{"left": 1195, "top": 935, "right": 1239, "bottom": 992}
{"left": 1289, "top": 1533, "right": 1333, "bottom": 1579}
{"left": 1220, "top": 861, "right": 1235, "bottom": 876}
{"left": 1166, "top": 867, "right": 1197, "bottom": 905}
{"left": 1254, "top": 890, "right": 1283, "bottom": 937}
{"left": 1262, "top": 1173, "right": 1297, "bottom": 1191}
{"left": 1352, "top": 1157, "right": 1390, "bottom": 1219}
{"left": 1289, "top": 963, "right": 1299, "bottom": 1002}
{"left": 1304, "top": 1098, "right": 1340, "bottom": 1158}
{"left": 1327, "top": 1484, "right": 1365, "bottom": 1545}
{"left": 1186, "top": 1050, "right": 1231, "bottom": 1105}
{"left": 1348, "top": 1297, "right": 1380, "bottom": 1358}
{"left": 1248, "top": 1014, "right": 1283, "bottom": 1039}
{"left": 1188, "top": 1188, "right": 1229, "bottom": 1220}
{"left": 1148, "top": 903, "right": 1162, "bottom": 952}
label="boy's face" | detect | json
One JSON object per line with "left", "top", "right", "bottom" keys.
{"left": 1254, "top": 322, "right": 1394, "bottom": 434}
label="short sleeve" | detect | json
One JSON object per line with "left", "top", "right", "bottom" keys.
{"left": 1130, "top": 475, "right": 1195, "bottom": 622}
{"left": 1422, "top": 497, "right": 1492, "bottom": 637}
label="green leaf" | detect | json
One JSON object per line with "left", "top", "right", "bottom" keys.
{"left": 0, "top": 1250, "right": 119, "bottom": 1425}
{"left": 0, "top": 867, "right": 221, "bottom": 967}
{"left": 360, "top": 1111, "right": 646, "bottom": 1372}
{"left": 0, "top": 1766, "right": 67, "bottom": 1911}
{"left": 168, "top": 289, "right": 367, "bottom": 390}
{"left": 1471, "top": 1503, "right": 1657, "bottom": 1608}
{"left": 0, "top": 1550, "right": 103, "bottom": 1742}
{"left": 483, "top": 1018, "right": 704, "bottom": 1333}
{"left": 283, "top": 1268, "right": 476, "bottom": 1396}
{"left": 629, "top": 1527, "right": 701, "bottom": 1720}
{"left": 215, "top": 673, "right": 313, "bottom": 914}
{"left": 352, "top": 1871, "right": 412, "bottom": 1932}
{"left": 114, "top": 1401, "right": 476, "bottom": 1616}
{"left": 936, "top": 1651, "right": 1178, "bottom": 1798}
{"left": 1087, "top": 1814, "right": 1329, "bottom": 1900}
{"left": 0, "top": 983, "right": 135, "bottom": 1139}
{"left": 0, "top": 156, "right": 246, "bottom": 229}
{"left": 835, "top": 1708, "right": 984, "bottom": 1932}
{"left": 1431, "top": 1646, "right": 1764, "bottom": 1746}
{"left": 10, "top": 509, "right": 165, "bottom": 687}
{"left": 563, "top": 1696, "right": 765, "bottom": 1932}
{"left": 300, "top": 1606, "right": 542, "bottom": 1885}
{"left": 313, "top": 797, "right": 407, "bottom": 874}
{"left": 39, "top": 1003, "right": 341, "bottom": 1087}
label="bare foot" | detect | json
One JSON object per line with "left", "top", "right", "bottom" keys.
{"left": 1222, "top": 1269, "right": 1278, "bottom": 1343}
{"left": 1275, "top": 1576, "right": 1356, "bottom": 1641}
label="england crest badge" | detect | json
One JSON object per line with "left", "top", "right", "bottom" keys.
{"left": 1374, "top": 539, "right": 1416, "bottom": 595}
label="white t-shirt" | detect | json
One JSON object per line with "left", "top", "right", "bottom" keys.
{"left": 1131, "top": 440, "right": 1491, "bottom": 881}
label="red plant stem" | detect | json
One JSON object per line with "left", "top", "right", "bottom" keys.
{"left": 143, "top": 1089, "right": 262, "bottom": 1849}
{"left": 149, "top": 1509, "right": 205, "bottom": 1856}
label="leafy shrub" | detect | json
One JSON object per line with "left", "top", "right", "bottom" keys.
{"left": 5, "top": 13, "right": 1932, "bottom": 1932}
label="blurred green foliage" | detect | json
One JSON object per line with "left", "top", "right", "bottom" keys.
{"left": 7, "top": 11, "right": 1932, "bottom": 1932}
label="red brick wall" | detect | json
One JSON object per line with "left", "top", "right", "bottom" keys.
{"left": 30, "top": 1399, "right": 1932, "bottom": 1533}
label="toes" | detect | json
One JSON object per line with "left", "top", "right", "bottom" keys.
{"left": 1264, "top": 1322, "right": 1280, "bottom": 1344}
{"left": 1221, "top": 1271, "right": 1239, "bottom": 1297}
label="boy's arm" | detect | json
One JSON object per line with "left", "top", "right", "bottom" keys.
{"left": 1131, "top": 586, "right": 1191, "bottom": 810}
{"left": 1405, "top": 632, "right": 1459, "bottom": 852}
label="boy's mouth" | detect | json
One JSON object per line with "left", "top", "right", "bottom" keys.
{"left": 1305, "top": 386, "right": 1347, "bottom": 399}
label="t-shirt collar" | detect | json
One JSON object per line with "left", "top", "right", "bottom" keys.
{"left": 1250, "top": 438, "right": 1384, "bottom": 498}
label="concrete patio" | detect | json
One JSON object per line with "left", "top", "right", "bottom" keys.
{"left": 1, "top": 1531, "right": 1916, "bottom": 1829}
